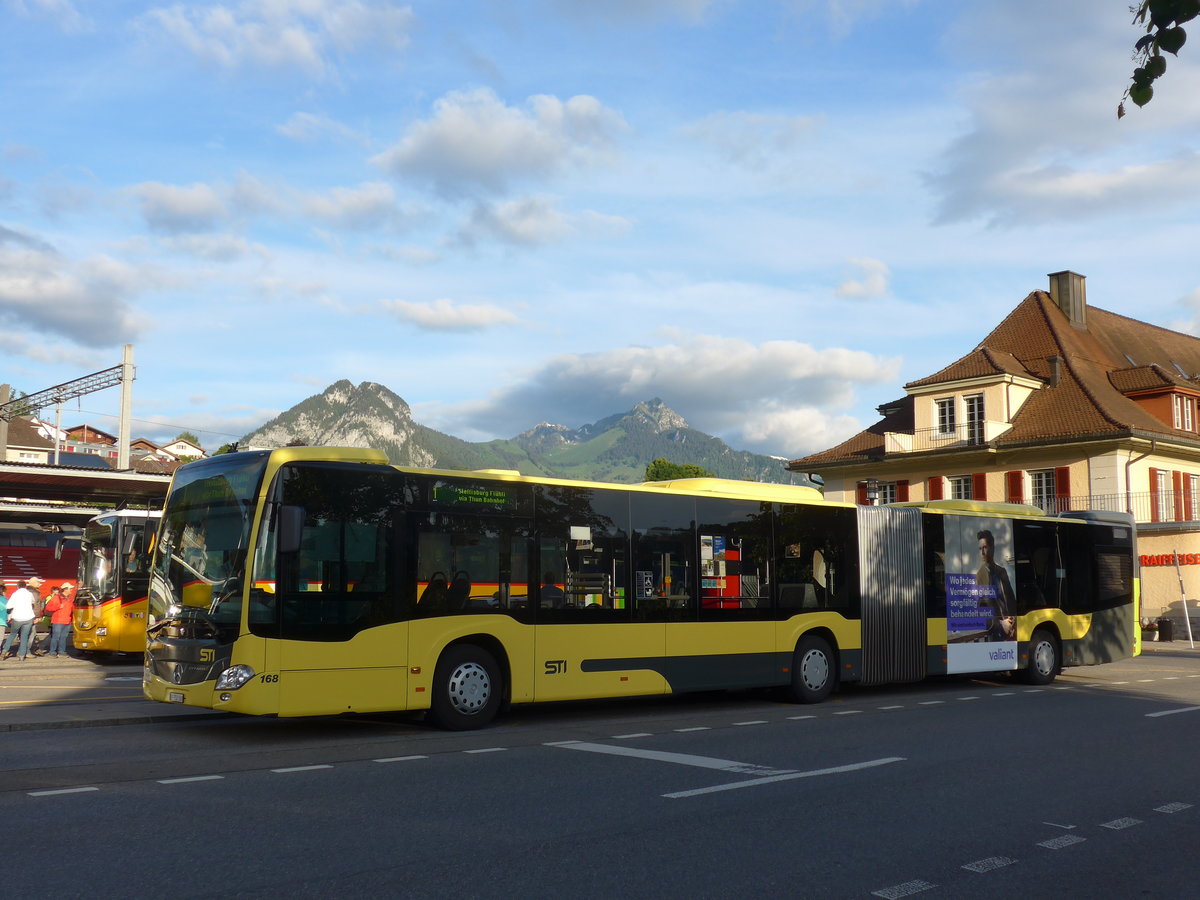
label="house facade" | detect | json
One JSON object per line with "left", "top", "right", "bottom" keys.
{"left": 788, "top": 272, "right": 1200, "bottom": 620}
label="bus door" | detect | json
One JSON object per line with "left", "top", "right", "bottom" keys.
{"left": 266, "top": 462, "right": 409, "bottom": 716}
{"left": 857, "top": 505, "right": 926, "bottom": 686}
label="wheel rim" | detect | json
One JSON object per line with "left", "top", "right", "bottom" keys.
{"left": 1033, "top": 639, "right": 1055, "bottom": 676}
{"left": 799, "top": 648, "right": 830, "bottom": 691}
{"left": 447, "top": 661, "right": 491, "bottom": 715}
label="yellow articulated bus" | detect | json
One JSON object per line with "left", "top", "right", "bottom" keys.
{"left": 143, "top": 447, "right": 1139, "bottom": 730}
{"left": 74, "top": 510, "right": 160, "bottom": 655}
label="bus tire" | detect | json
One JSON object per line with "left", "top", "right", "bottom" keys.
{"left": 789, "top": 634, "right": 836, "bottom": 704}
{"left": 428, "top": 644, "right": 502, "bottom": 731}
{"left": 1022, "top": 629, "right": 1059, "bottom": 685}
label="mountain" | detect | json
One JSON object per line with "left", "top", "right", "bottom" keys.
{"left": 241, "top": 381, "right": 793, "bottom": 484}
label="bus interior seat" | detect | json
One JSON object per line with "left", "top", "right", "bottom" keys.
{"left": 446, "top": 571, "right": 472, "bottom": 610}
{"left": 419, "top": 572, "right": 448, "bottom": 610}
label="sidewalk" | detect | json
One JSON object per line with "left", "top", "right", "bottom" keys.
{"left": 0, "top": 651, "right": 228, "bottom": 733}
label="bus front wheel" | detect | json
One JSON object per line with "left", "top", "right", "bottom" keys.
{"left": 789, "top": 634, "right": 836, "bottom": 704}
{"left": 428, "top": 644, "right": 502, "bottom": 731}
{"left": 1022, "top": 629, "right": 1060, "bottom": 685}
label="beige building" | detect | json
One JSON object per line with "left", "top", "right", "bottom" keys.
{"left": 788, "top": 272, "right": 1200, "bottom": 621}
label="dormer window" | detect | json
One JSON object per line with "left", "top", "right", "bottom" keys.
{"left": 1174, "top": 394, "right": 1195, "bottom": 431}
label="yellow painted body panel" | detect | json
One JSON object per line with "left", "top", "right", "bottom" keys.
{"left": 73, "top": 597, "right": 148, "bottom": 654}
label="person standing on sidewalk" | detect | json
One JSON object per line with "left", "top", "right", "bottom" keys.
{"left": 2, "top": 579, "right": 39, "bottom": 660}
{"left": 0, "top": 582, "right": 9, "bottom": 645}
{"left": 43, "top": 586, "right": 73, "bottom": 658}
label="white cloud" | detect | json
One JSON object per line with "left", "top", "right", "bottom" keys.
{"left": 371, "top": 88, "right": 627, "bottom": 197}
{"left": 0, "top": 231, "right": 145, "bottom": 346}
{"left": 7, "top": 0, "right": 89, "bottom": 33}
{"left": 160, "top": 233, "right": 267, "bottom": 261}
{"left": 380, "top": 297, "right": 519, "bottom": 331}
{"left": 783, "top": 0, "right": 919, "bottom": 38}
{"left": 927, "top": 0, "right": 1200, "bottom": 225}
{"left": 141, "top": 0, "right": 414, "bottom": 78}
{"left": 681, "top": 110, "right": 822, "bottom": 171}
{"left": 459, "top": 196, "right": 572, "bottom": 246}
{"left": 303, "top": 181, "right": 417, "bottom": 231}
{"left": 835, "top": 257, "right": 890, "bottom": 298}
{"left": 133, "top": 181, "right": 229, "bottom": 234}
{"left": 442, "top": 335, "right": 899, "bottom": 455}
{"left": 276, "top": 111, "right": 366, "bottom": 145}
{"left": 550, "top": 0, "right": 726, "bottom": 24}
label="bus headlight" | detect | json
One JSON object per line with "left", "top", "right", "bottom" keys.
{"left": 215, "top": 665, "right": 256, "bottom": 690}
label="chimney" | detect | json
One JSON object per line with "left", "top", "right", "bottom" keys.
{"left": 1048, "top": 355, "right": 1062, "bottom": 387}
{"left": 1048, "top": 270, "right": 1087, "bottom": 329}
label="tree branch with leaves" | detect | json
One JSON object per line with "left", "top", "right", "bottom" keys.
{"left": 1120, "top": 0, "right": 1197, "bottom": 117}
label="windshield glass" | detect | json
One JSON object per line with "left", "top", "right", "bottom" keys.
{"left": 149, "top": 452, "right": 269, "bottom": 638}
{"left": 79, "top": 519, "right": 117, "bottom": 602}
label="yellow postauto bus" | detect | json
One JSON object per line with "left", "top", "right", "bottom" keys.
{"left": 143, "top": 447, "right": 1139, "bottom": 730}
{"left": 74, "top": 510, "right": 160, "bottom": 655}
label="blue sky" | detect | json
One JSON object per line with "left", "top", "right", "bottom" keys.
{"left": 3, "top": 0, "right": 1199, "bottom": 459}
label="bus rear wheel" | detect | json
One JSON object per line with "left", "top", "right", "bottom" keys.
{"left": 1022, "top": 629, "right": 1060, "bottom": 685}
{"left": 428, "top": 644, "right": 502, "bottom": 731}
{"left": 789, "top": 634, "right": 836, "bottom": 704}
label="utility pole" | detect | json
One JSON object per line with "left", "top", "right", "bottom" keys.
{"left": 0, "top": 344, "right": 136, "bottom": 469}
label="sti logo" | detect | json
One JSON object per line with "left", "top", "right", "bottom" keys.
{"left": 199, "top": 648, "right": 215, "bottom": 662}
{"left": 544, "top": 659, "right": 567, "bottom": 675}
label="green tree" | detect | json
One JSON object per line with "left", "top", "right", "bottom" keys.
{"left": 644, "top": 457, "right": 715, "bottom": 481}
{"left": 175, "top": 430, "right": 201, "bottom": 446}
{"left": 1120, "top": 0, "right": 1197, "bottom": 116}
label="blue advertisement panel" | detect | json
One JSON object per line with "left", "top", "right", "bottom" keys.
{"left": 944, "top": 516, "right": 1018, "bottom": 674}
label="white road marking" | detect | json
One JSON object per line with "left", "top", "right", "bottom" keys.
{"left": 833, "top": 710, "right": 863, "bottom": 716}
{"left": 962, "top": 856, "right": 1017, "bottom": 873}
{"left": 464, "top": 748, "right": 506, "bottom": 754}
{"left": 1146, "top": 706, "right": 1200, "bottom": 718}
{"left": 787, "top": 715, "right": 816, "bottom": 720}
{"left": 733, "top": 720, "right": 768, "bottom": 726}
{"left": 158, "top": 775, "right": 223, "bottom": 784}
{"left": 674, "top": 727, "right": 710, "bottom": 732}
{"left": 613, "top": 733, "right": 652, "bottom": 739}
{"left": 373, "top": 755, "right": 427, "bottom": 763}
{"left": 1100, "top": 817, "right": 1142, "bottom": 830}
{"left": 918, "top": 701, "right": 944, "bottom": 706}
{"left": 871, "top": 879, "right": 937, "bottom": 898}
{"left": 1043, "top": 821, "right": 1076, "bottom": 829}
{"left": 271, "top": 765, "right": 333, "bottom": 773}
{"left": 993, "top": 692, "right": 1014, "bottom": 696}
{"left": 957, "top": 696, "right": 980, "bottom": 701}
{"left": 1038, "top": 834, "right": 1086, "bottom": 849}
{"left": 28, "top": 786, "right": 99, "bottom": 796}
{"left": 1155, "top": 802, "right": 1192, "bottom": 813}
{"left": 879, "top": 705, "right": 904, "bottom": 710}
{"left": 663, "top": 757, "right": 905, "bottom": 799}
{"left": 550, "top": 741, "right": 796, "bottom": 776}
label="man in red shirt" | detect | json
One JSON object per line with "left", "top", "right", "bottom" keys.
{"left": 44, "top": 585, "right": 73, "bottom": 658}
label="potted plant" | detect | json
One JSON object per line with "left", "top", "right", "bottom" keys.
{"left": 1142, "top": 620, "right": 1159, "bottom": 642}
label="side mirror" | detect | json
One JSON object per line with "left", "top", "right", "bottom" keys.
{"left": 278, "top": 505, "right": 305, "bottom": 554}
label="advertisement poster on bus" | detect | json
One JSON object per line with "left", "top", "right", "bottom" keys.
{"left": 944, "top": 516, "right": 1018, "bottom": 674}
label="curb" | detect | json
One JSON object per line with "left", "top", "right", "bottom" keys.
{"left": 1, "top": 710, "right": 233, "bottom": 733}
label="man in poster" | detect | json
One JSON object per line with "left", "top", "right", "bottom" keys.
{"left": 976, "top": 529, "right": 1016, "bottom": 640}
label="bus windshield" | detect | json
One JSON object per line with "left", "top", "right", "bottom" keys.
{"left": 79, "top": 521, "right": 118, "bottom": 602}
{"left": 149, "top": 452, "right": 269, "bottom": 638}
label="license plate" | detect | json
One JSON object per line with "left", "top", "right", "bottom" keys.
{"left": 168, "top": 691, "right": 185, "bottom": 704}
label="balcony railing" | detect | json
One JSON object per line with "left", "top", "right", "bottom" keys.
{"left": 1027, "top": 490, "right": 1199, "bottom": 526}
{"left": 884, "top": 421, "right": 1010, "bottom": 453}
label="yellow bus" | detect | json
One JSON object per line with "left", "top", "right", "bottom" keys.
{"left": 74, "top": 510, "right": 160, "bottom": 655}
{"left": 143, "top": 447, "right": 1139, "bottom": 729}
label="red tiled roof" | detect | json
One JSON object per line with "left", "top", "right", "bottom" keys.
{"left": 790, "top": 289, "right": 1200, "bottom": 469}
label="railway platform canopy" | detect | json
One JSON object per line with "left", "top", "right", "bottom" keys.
{"left": 0, "top": 460, "right": 170, "bottom": 526}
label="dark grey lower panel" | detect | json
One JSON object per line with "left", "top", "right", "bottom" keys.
{"left": 580, "top": 648, "right": 866, "bottom": 693}
{"left": 1062, "top": 605, "right": 1136, "bottom": 667}
{"left": 581, "top": 653, "right": 790, "bottom": 692}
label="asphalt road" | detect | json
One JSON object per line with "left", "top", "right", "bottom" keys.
{"left": 3, "top": 646, "right": 1200, "bottom": 898}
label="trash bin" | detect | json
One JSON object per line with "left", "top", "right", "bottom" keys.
{"left": 1157, "top": 617, "right": 1174, "bottom": 642}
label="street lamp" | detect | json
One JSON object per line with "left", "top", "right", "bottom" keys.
{"left": 865, "top": 478, "right": 879, "bottom": 506}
